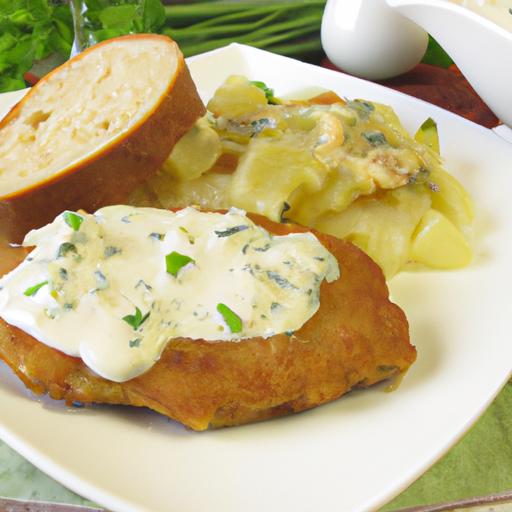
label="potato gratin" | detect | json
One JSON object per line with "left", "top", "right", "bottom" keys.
{"left": 132, "top": 75, "right": 474, "bottom": 278}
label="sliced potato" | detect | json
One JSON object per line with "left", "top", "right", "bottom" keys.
{"left": 229, "top": 137, "right": 330, "bottom": 222}
{"left": 414, "top": 117, "right": 474, "bottom": 228}
{"left": 161, "top": 117, "right": 221, "bottom": 181}
{"left": 315, "top": 186, "right": 431, "bottom": 278}
{"left": 291, "top": 167, "right": 374, "bottom": 227}
{"left": 410, "top": 209, "right": 472, "bottom": 269}
{"left": 132, "top": 77, "right": 475, "bottom": 278}
{"left": 429, "top": 167, "right": 474, "bottom": 229}
{"left": 207, "top": 75, "right": 268, "bottom": 118}
{"left": 148, "top": 171, "right": 232, "bottom": 210}
{"left": 415, "top": 117, "right": 440, "bottom": 154}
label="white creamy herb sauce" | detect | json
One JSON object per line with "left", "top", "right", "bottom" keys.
{"left": 450, "top": 0, "right": 512, "bottom": 32}
{"left": 0, "top": 206, "right": 339, "bottom": 382}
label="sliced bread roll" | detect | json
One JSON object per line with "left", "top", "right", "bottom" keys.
{"left": 0, "top": 34, "right": 205, "bottom": 242}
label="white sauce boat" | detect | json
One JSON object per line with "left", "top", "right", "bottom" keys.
{"left": 322, "top": 0, "right": 512, "bottom": 126}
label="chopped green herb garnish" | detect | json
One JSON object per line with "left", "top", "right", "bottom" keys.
{"left": 104, "top": 246, "right": 122, "bottom": 258}
{"left": 250, "top": 81, "right": 279, "bottom": 104}
{"left": 214, "top": 225, "right": 249, "bottom": 237}
{"left": 254, "top": 243, "right": 271, "bottom": 252}
{"left": 313, "top": 256, "right": 325, "bottom": 261}
{"left": 285, "top": 330, "right": 294, "bottom": 337}
{"left": 63, "top": 303, "right": 74, "bottom": 311}
{"left": 242, "top": 263, "right": 254, "bottom": 275}
{"left": 45, "top": 308, "right": 56, "bottom": 320}
{"left": 123, "top": 307, "right": 150, "bottom": 330}
{"left": 59, "top": 268, "right": 68, "bottom": 280}
{"left": 135, "top": 279, "right": 152, "bottom": 291}
{"left": 166, "top": 251, "right": 195, "bottom": 277}
{"left": 149, "top": 232, "right": 165, "bottom": 241}
{"left": 280, "top": 202, "right": 291, "bottom": 223}
{"left": 63, "top": 211, "right": 84, "bottom": 231}
{"left": 179, "top": 226, "right": 195, "bottom": 244}
{"left": 250, "top": 118, "right": 273, "bottom": 135}
{"left": 24, "top": 281, "right": 48, "bottom": 297}
{"left": 242, "top": 243, "right": 250, "bottom": 255}
{"left": 428, "top": 181, "right": 440, "bottom": 193}
{"left": 347, "top": 99, "right": 375, "bottom": 119}
{"left": 266, "top": 271, "right": 297, "bottom": 290}
{"left": 217, "top": 303, "right": 243, "bottom": 334}
{"left": 362, "top": 131, "right": 388, "bottom": 146}
{"left": 57, "top": 242, "right": 77, "bottom": 258}
{"left": 95, "top": 270, "right": 108, "bottom": 290}
{"left": 409, "top": 167, "right": 430, "bottom": 185}
{"left": 271, "top": 302, "right": 281, "bottom": 311}
{"left": 129, "top": 338, "right": 141, "bottom": 348}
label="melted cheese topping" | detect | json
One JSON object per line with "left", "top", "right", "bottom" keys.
{"left": 0, "top": 206, "right": 339, "bottom": 382}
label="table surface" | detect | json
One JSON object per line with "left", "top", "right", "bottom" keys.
{"left": 1, "top": 54, "right": 511, "bottom": 512}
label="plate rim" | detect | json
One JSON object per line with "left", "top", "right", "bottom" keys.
{"left": 1, "top": 43, "right": 511, "bottom": 512}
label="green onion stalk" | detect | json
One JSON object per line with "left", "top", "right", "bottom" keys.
{"left": 162, "top": 1, "right": 326, "bottom": 58}
{"left": 0, "top": 0, "right": 452, "bottom": 93}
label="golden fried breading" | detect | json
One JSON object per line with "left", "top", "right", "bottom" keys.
{"left": 0, "top": 215, "right": 415, "bottom": 431}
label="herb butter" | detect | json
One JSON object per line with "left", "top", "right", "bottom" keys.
{"left": 0, "top": 206, "right": 339, "bottom": 382}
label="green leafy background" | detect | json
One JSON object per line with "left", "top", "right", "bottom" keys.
{"left": 0, "top": 0, "right": 454, "bottom": 93}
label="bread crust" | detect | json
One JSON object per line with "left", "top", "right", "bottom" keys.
{"left": 0, "top": 214, "right": 415, "bottom": 431}
{"left": 0, "top": 35, "right": 206, "bottom": 243}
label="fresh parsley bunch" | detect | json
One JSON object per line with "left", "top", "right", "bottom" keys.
{"left": 0, "top": 0, "right": 165, "bottom": 93}
{"left": 0, "top": 0, "right": 73, "bottom": 92}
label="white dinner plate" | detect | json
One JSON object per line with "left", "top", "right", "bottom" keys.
{"left": 0, "top": 44, "right": 511, "bottom": 512}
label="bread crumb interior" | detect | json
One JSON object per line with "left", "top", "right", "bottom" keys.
{"left": 0, "top": 38, "right": 177, "bottom": 197}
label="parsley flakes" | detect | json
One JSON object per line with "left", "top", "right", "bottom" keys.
{"left": 166, "top": 251, "right": 195, "bottom": 277}
{"left": 63, "top": 211, "right": 84, "bottom": 232}
{"left": 214, "top": 225, "right": 249, "bottom": 237}
{"left": 122, "top": 307, "right": 150, "bottom": 330}
{"left": 24, "top": 281, "right": 48, "bottom": 297}
{"left": 217, "top": 303, "right": 243, "bottom": 333}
